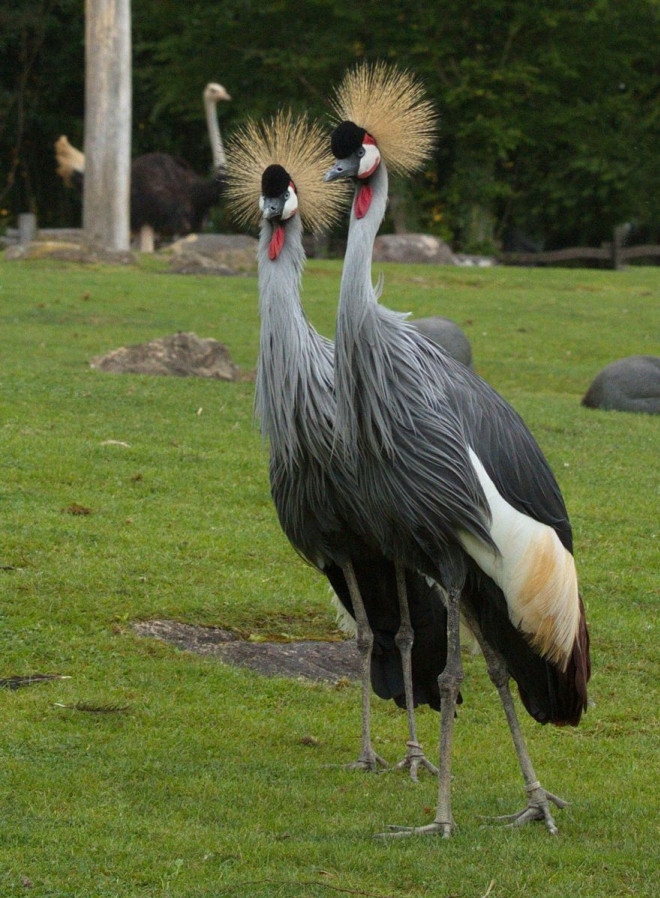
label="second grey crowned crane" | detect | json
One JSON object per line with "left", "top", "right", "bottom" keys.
{"left": 325, "top": 63, "right": 591, "bottom": 836}
{"left": 225, "top": 111, "right": 450, "bottom": 779}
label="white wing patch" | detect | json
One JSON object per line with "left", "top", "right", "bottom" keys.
{"left": 329, "top": 588, "right": 358, "bottom": 637}
{"left": 459, "top": 449, "right": 580, "bottom": 670}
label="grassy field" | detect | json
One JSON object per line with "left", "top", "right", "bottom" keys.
{"left": 0, "top": 255, "right": 658, "bottom": 898}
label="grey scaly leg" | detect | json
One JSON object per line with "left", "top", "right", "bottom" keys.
{"left": 342, "top": 559, "right": 388, "bottom": 772}
{"left": 378, "top": 584, "right": 463, "bottom": 838}
{"left": 392, "top": 564, "right": 438, "bottom": 781}
{"left": 463, "top": 611, "right": 567, "bottom": 835}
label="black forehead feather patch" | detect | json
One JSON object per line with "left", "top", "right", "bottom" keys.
{"left": 331, "top": 121, "right": 366, "bottom": 158}
{"left": 261, "top": 164, "right": 291, "bottom": 198}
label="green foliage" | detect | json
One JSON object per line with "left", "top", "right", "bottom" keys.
{"left": 2, "top": 2, "right": 660, "bottom": 248}
{"left": 0, "top": 256, "right": 658, "bottom": 897}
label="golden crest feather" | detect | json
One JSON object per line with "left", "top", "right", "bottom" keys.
{"left": 330, "top": 62, "right": 437, "bottom": 175}
{"left": 225, "top": 110, "right": 349, "bottom": 234}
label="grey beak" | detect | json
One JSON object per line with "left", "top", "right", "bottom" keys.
{"left": 263, "top": 195, "right": 286, "bottom": 220}
{"left": 324, "top": 155, "right": 360, "bottom": 182}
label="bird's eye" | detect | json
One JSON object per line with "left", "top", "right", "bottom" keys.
{"left": 357, "top": 147, "right": 366, "bottom": 158}
{"left": 285, "top": 191, "right": 290, "bottom": 200}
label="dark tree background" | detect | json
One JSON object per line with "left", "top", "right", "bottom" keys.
{"left": 2, "top": 0, "right": 659, "bottom": 252}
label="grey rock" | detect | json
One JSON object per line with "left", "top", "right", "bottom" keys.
{"left": 411, "top": 316, "right": 474, "bottom": 368}
{"left": 168, "top": 251, "right": 238, "bottom": 276}
{"left": 132, "top": 619, "right": 360, "bottom": 683}
{"left": 4, "top": 240, "right": 135, "bottom": 264}
{"left": 582, "top": 355, "right": 660, "bottom": 414}
{"left": 373, "top": 233, "right": 455, "bottom": 265}
{"left": 168, "top": 233, "right": 257, "bottom": 271}
{"left": 90, "top": 331, "right": 239, "bottom": 380}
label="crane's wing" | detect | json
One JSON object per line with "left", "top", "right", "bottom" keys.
{"left": 414, "top": 334, "right": 573, "bottom": 552}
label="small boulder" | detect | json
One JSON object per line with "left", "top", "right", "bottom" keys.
{"left": 168, "top": 233, "right": 257, "bottom": 271}
{"left": 4, "top": 240, "right": 134, "bottom": 265}
{"left": 90, "top": 331, "right": 240, "bottom": 381}
{"left": 373, "top": 234, "right": 455, "bottom": 265}
{"left": 168, "top": 251, "right": 238, "bottom": 276}
{"left": 411, "top": 316, "right": 474, "bottom": 368}
{"left": 582, "top": 355, "right": 660, "bottom": 414}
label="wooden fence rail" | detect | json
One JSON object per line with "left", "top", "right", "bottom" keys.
{"left": 499, "top": 228, "right": 660, "bottom": 270}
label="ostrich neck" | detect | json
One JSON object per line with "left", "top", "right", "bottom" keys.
{"left": 205, "top": 98, "right": 226, "bottom": 170}
{"left": 256, "top": 215, "right": 333, "bottom": 465}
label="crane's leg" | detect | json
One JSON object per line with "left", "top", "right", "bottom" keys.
{"left": 392, "top": 564, "right": 438, "bottom": 781}
{"left": 463, "top": 611, "right": 567, "bottom": 835}
{"left": 378, "top": 584, "right": 463, "bottom": 838}
{"left": 342, "top": 559, "right": 388, "bottom": 772}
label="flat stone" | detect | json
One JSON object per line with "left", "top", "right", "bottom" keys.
{"left": 373, "top": 233, "right": 455, "bottom": 265}
{"left": 168, "top": 233, "right": 257, "bottom": 271}
{"left": 90, "top": 331, "right": 240, "bottom": 380}
{"left": 4, "top": 241, "right": 135, "bottom": 265}
{"left": 132, "top": 619, "right": 360, "bottom": 683}
{"left": 168, "top": 250, "right": 239, "bottom": 276}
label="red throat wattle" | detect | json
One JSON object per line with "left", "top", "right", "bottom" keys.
{"left": 355, "top": 184, "right": 373, "bottom": 219}
{"left": 268, "top": 224, "right": 285, "bottom": 260}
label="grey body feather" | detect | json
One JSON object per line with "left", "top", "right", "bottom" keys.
{"left": 255, "top": 212, "right": 450, "bottom": 711}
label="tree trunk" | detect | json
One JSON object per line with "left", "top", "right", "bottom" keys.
{"left": 83, "top": 0, "right": 131, "bottom": 251}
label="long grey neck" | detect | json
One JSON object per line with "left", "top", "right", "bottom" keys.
{"left": 256, "top": 214, "right": 333, "bottom": 467}
{"left": 334, "top": 162, "right": 391, "bottom": 449}
{"left": 205, "top": 98, "right": 226, "bottom": 170}
{"left": 338, "top": 162, "right": 389, "bottom": 326}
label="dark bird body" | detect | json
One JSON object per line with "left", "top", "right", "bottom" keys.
{"left": 129, "top": 151, "right": 223, "bottom": 237}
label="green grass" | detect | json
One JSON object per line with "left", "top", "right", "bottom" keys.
{"left": 0, "top": 256, "right": 658, "bottom": 898}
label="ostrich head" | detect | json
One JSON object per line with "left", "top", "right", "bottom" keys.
{"left": 204, "top": 82, "right": 231, "bottom": 104}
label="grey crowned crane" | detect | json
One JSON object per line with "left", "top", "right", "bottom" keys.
{"left": 324, "top": 63, "right": 591, "bottom": 836}
{"left": 225, "top": 111, "right": 450, "bottom": 779}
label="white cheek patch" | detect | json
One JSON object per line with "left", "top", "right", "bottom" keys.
{"left": 259, "top": 195, "right": 265, "bottom": 213}
{"left": 358, "top": 144, "right": 381, "bottom": 179}
{"left": 281, "top": 187, "right": 299, "bottom": 221}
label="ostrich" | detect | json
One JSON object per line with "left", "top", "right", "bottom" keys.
{"left": 54, "top": 82, "right": 231, "bottom": 251}
{"left": 224, "top": 110, "right": 449, "bottom": 779}
{"left": 324, "top": 63, "right": 590, "bottom": 836}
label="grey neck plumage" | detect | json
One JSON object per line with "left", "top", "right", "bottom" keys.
{"left": 334, "top": 162, "right": 413, "bottom": 456}
{"left": 256, "top": 214, "right": 335, "bottom": 469}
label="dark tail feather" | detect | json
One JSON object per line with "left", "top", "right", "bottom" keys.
{"left": 325, "top": 561, "right": 450, "bottom": 712}
{"left": 464, "top": 570, "right": 590, "bottom": 726}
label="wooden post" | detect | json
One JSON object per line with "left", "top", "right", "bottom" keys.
{"left": 83, "top": 0, "right": 131, "bottom": 251}
{"left": 18, "top": 213, "right": 37, "bottom": 245}
{"left": 611, "top": 225, "right": 626, "bottom": 271}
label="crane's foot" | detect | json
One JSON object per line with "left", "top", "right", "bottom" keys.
{"left": 392, "top": 741, "right": 438, "bottom": 782}
{"left": 375, "top": 820, "right": 455, "bottom": 839}
{"left": 481, "top": 783, "right": 568, "bottom": 835}
{"left": 344, "top": 749, "right": 389, "bottom": 773}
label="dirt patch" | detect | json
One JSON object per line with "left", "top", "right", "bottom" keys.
{"left": 132, "top": 619, "right": 360, "bottom": 683}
